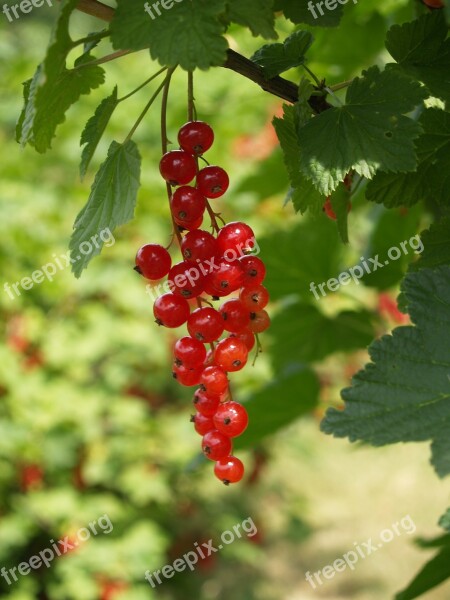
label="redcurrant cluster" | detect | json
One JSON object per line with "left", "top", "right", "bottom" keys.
{"left": 134, "top": 121, "right": 270, "bottom": 485}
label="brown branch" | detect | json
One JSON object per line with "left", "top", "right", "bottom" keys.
{"left": 68, "top": 0, "right": 330, "bottom": 110}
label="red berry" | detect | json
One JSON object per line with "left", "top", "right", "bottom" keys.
{"left": 220, "top": 298, "right": 250, "bottom": 333}
{"left": 170, "top": 186, "right": 206, "bottom": 223}
{"left": 178, "top": 121, "right": 214, "bottom": 155}
{"left": 249, "top": 310, "right": 270, "bottom": 333}
{"left": 217, "top": 222, "right": 256, "bottom": 259}
{"left": 187, "top": 307, "right": 224, "bottom": 343}
{"left": 174, "top": 214, "right": 203, "bottom": 231}
{"left": 240, "top": 285, "right": 269, "bottom": 311}
{"left": 193, "top": 388, "right": 222, "bottom": 417}
{"left": 191, "top": 412, "right": 215, "bottom": 435}
{"left": 168, "top": 261, "right": 205, "bottom": 299}
{"left": 239, "top": 256, "right": 266, "bottom": 286}
{"left": 213, "top": 401, "right": 248, "bottom": 437}
{"left": 202, "top": 430, "right": 232, "bottom": 461}
{"left": 154, "top": 293, "right": 190, "bottom": 328}
{"left": 229, "top": 328, "right": 255, "bottom": 351}
{"left": 181, "top": 229, "right": 219, "bottom": 262}
{"left": 422, "top": 0, "right": 444, "bottom": 7}
{"left": 196, "top": 166, "right": 229, "bottom": 199}
{"left": 214, "top": 456, "right": 244, "bottom": 485}
{"left": 135, "top": 244, "right": 171, "bottom": 280}
{"left": 174, "top": 336, "right": 206, "bottom": 369}
{"left": 323, "top": 196, "right": 352, "bottom": 220}
{"left": 160, "top": 150, "right": 197, "bottom": 186}
{"left": 200, "top": 366, "right": 229, "bottom": 395}
{"left": 173, "top": 364, "right": 202, "bottom": 387}
{"left": 214, "top": 338, "right": 248, "bottom": 372}
{"left": 207, "top": 260, "right": 244, "bottom": 294}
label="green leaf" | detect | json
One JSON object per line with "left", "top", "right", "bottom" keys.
{"left": 110, "top": 0, "right": 228, "bottom": 70}
{"left": 16, "top": 0, "right": 105, "bottom": 152}
{"left": 329, "top": 184, "right": 350, "bottom": 244}
{"left": 395, "top": 538, "right": 450, "bottom": 600}
{"left": 272, "top": 104, "right": 324, "bottom": 215}
{"left": 386, "top": 11, "right": 450, "bottom": 103}
{"left": 298, "top": 66, "right": 427, "bottom": 195}
{"left": 70, "top": 140, "right": 141, "bottom": 277}
{"left": 251, "top": 31, "right": 313, "bottom": 78}
{"left": 409, "top": 218, "right": 450, "bottom": 272}
{"left": 431, "top": 437, "right": 450, "bottom": 479}
{"left": 360, "top": 204, "right": 423, "bottom": 290}
{"left": 235, "top": 368, "right": 319, "bottom": 449}
{"left": 226, "top": 0, "right": 277, "bottom": 39}
{"left": 80, "top": 87, "right": 119, "bottom": 180}
{"left": 269, "top": 303, "right": 374, "bottom": 370}
{"left": 366, "top": 108, "right": 450, "bottom": 208}
{"left": 35, "top": 63, "right": 105, "bottom": 153}
{"left": 439, "top": 509, "right": 450, "bottom": 533}
{"left": 321, "top": 266, "right": 450, "bottom": 478}
{"left": 273, "top": 0, "right": 344, "bottom": 27}
{"left": 259, "top": 217, "right": 343, "bottom": 301}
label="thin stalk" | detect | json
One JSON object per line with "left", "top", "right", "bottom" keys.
{"left": 71, "top": 29, "right": 110, "bottom": 47}
{"left": 73, "top": 49, "right": 134, "bottom": 70}
{"left": 328, "top": 79, "right": 354, "bottom": 93}
{"left": 124, "top": 76, "right": 168, "bottom": 143}
{"left": 161, "top": 68, "right": 183, "bottom": 246}
{"left": 119, "top": 67, "right": 168, "bottom": 103}
{"left": 302, "top": 64, "right": 322, "bottom": 88}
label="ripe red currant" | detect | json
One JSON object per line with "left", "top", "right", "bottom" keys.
{"left": 214, "top": 338, "right": 248, "bottom": 372}
{"left": 196, "top": 166, "right": 229, "bottom": 199}
{"left": 239, "top": 256, "right": 266, "bottom": 286}
{"left": 206, "top": 260, "right": 244, "bottom": 294}
{"left": 172, "top": 364, "right": 202, "bottom": 387}
{"left": 160, "top": 150, "right": 197, "bottom": 186}
{"left": 229, "top": 328, "right": 255, "bottom": 351}
{"left": 168, "top": 261, "right": 205, "bottom": 299}
{"left": 202, "top": 430, "right": 232, "bottom": 461}
{"left": 181, "top": 229, "right": 219, "bottom": 262}
{"left": 174, "top": 336, "right": 206, "bottom": 369}
{"left": 249, "top": 310, "right": 270, "bottom": 333}
{"left": 214, "top": 456, "right": 244, "bottom": 485}
{"left": 200, "top": 366, "right": 229, "bottom": 395}
{"left": 178, "top": 121, "right": 214, "bottom": 155}
{"left": 213, "top": 401, "right": 249, "bottom": 438}
{"left": 217, "top": 222, "right": 256, "bottom": 259}
{"left": 170, "top": 186, "right": 206, "bottom": 223}
{"left": 154, "top": 293, "right": 190, "bottom": 328}
{"left": 240, "top": 285, "right": 269, "bottom": 311}
{"left": 220, "top": 298, "right": 250, "bottom": 333}
{"left": 323, "top": 196, "right": 352, "bottom": 220}
{"left": 191, "top": 412, "right": 215, "bottom": 436}
{"left": 193, "top": 388, "right": 221, "bottom": 417}
{"left": 135, "top": 244, "right": 171, "bottom": 280}
{"left": 422, "top": 0, "right": 444, "bottom": 7}
{"left": 187, "top": 308, "right": 224, "bottom": 343}
{"left": 174, "top": 214, "right": 203, "bottom": 231}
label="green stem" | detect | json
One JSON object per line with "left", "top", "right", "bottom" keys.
{"left": 73, "top": 49, "right": 134, "bottom": 70}
{"left": 119, "top": 67, "right": 168, "bottom": 103}
{"left": 302, "top": 64, "right": 322, "bottom": 88}
{"left": 71, "top": 29, "right": 110, "bottom": 47}
{"left": 328, "top": 79, "right": 354, "bottom": 92}
{"left": 123, "top": 76, "right": 169, "bottom": 144}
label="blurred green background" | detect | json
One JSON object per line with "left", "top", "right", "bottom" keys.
{"left": 0, "top": 3, "right": 449, "bottom": 599}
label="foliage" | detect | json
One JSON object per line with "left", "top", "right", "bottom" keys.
{"left": 6, "top": 0, "right": 450, "bottom": 598}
